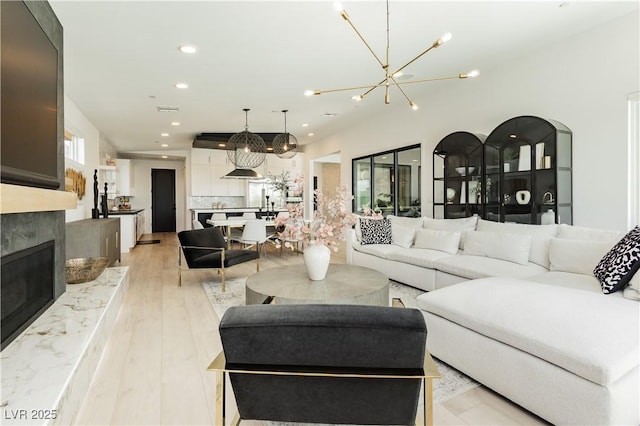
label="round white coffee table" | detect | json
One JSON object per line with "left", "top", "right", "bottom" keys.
{"left": 245, "top": 264, "right": 389, "bottom": 306}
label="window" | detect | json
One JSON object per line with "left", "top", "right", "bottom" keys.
{"left": 64, "top": 129, "right": 85, "bottom": 165}
{"left": 629, "top": 92, "right": 639, "bottom": 229}
{"left": 352, "top": 144, "right": 421, "bottom": 217}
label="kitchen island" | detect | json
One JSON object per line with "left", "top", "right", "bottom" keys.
{"left": 109, "top": 209, "right": 145, "bottom": 252}
{"left": 191, "top": 207, "right": 287, "bottom": 228}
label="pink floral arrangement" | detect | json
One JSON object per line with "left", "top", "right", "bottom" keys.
{"left": 274, "top": 186, "right": 357, "bottom": 252}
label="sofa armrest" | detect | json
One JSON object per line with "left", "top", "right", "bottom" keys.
{"left": 345, "top": 228, "right": 356, "bottom": 264}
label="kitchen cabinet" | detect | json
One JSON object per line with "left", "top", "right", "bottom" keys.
{"left": 190, "top": 148, "right": 246, "bottom": 196}
{"left": 66, "top": 218, "right": 121, "bottom": 266}
{"left": 115, "top": 159, "right": 132, "bottom": 195}
{"left": 136, "top": 210, "right": 145, "bottom": 240}
{"left": 118, "top": 215, "right": 136, "bottom": 252}
{"left": 98, "top": 165, "right": 117, "bottom": 198}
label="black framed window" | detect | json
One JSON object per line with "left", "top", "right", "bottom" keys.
{"left": 352, "top": 144, "right": 421, "bottom": 217}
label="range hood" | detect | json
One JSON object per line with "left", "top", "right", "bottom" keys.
{"left": 222, "top": 168, "right": 263, "bottom": 179}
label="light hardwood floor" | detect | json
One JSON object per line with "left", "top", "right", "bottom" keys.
{"left": 74, "top": 232, "right": 548, "bottom": 425}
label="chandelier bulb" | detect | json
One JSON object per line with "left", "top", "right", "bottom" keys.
{"left": 333, "top": 2, "right": 344, "bottom": 12}
{"left": 441, "top": 32, "right": 453, "bottom": 43}
{"left": 352, "top": 95, "right": 363, "bottom": 101}
{"left": 304, "top": 90, "right": 321, "bottom": 97}
{"left": 410, "top": 101, "right": 418, "bottom": 111}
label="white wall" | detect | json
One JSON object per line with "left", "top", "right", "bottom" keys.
{"left": 305, "top": 12, "right": 639, "bottom": 231}
{"left": 131, "top": 159, "right": 187, "bottom": 234}
{"left": 63, "top": 95, "right": 100, "bottom": 221}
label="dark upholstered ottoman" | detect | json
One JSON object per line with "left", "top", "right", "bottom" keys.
{"left": 217, "top": 304, "right": 428, "bottom": 425}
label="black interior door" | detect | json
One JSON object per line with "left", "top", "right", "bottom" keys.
{"left": 151, "top": 168, "right": 176, "bottom": 232}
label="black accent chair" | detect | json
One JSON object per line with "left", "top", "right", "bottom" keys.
{"left": 209, "top": 304, "right": 438, "bottom": 425}
{"left": 177, "top": 227, "right": 260, "bottom": 290}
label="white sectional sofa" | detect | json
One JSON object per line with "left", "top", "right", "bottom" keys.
{"left": 346, "top": 216, "right": 640, "bottom": 425}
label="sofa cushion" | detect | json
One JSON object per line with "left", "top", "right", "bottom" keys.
{"left": 434, "top": 254, "right": 547, "bottom": 280}
{"left": 352, "top": 241, "right": 398, "bottom": 259}
{"left": 416, "top": 277, "right": 640, "bottom": 386}
{"left": 476, "top": 219, "right": 558, "bottom": 268}
{"left": 549, "top": 238, "right": 613, "bottom": 275}
{"left": 423, "top": 216, "right": 478, "bottom": 249}
{"left": 413, "top": 228, "right": 460, "bottom": 255}
{"left": 387, "top": 247, "right": 454, "bottom": 269}
{"left": 463, "top": 231, "right": 532, "bottom": 265}
{"left": 593, "top": 226, "right": 640, "bottom": 294}
{"left": 360, "top": 218, "right": 392, "bottom": 245}
{"left": 526, "top": 271, "right": 608, "bottom": 294}
{"left": 387, "top": 215, "right": 423, "bottom": 230}
{"left": 624, "top": 273, "right": 640, "bottom": 301}
{"left": 558, "top": 223, "right": 623, "bottom": 244}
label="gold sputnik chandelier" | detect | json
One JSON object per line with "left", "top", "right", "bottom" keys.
{"left": 305, "top": 1, "right": 479, "bottom": 110}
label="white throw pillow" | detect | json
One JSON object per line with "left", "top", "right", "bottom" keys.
{"left": 549, "top": 238, "right": 614, "bottom": 275}
{"left": 423, "top": 216, "right": 478, "bottom": 249}
{"left": 387, "top": 215, "right": 423, "bottom": 230}
{"left": 413, "top": 228, "right": 460, "bottom": 255}
{"left": 463, "top": 231, "right": 532, "bottom": 265}
{"left": 391, "top": 224, "right": 417, "bottom": 248}
{"left": 476, "top": 219, "right": 558, "bottom": 268}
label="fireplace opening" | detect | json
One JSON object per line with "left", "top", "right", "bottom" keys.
{"left": 1, "top": 240, "right": 55, "bottom": 350}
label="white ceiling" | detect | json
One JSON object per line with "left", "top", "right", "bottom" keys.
{"left": 49, "top": 1, "right": 638, "bottom": 156}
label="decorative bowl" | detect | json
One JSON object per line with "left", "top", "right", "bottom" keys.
{"left": 65, "top": 257, "right": 109, "bottom": 284}
{"left": 455, "top": 167, "right": 475, "bottom": 176}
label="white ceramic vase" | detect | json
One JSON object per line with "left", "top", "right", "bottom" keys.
{"left": 515, "top": 190, "right": 531, "bottom": 205}
{"left": 304, "top": 241, "right": 331, "bottom": 281}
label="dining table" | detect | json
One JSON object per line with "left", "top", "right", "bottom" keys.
{"left": 206, "top": 218, "right": 276, "bottom": 249}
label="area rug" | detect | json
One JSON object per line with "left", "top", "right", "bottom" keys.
{"left": 202, "top": 277, "right": 479, "bottom": 405}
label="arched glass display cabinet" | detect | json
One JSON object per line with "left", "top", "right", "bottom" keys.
{"left": 483, "top": 115, "right": 572, "bottom": 224}
{"left": 433, "top": 132, "right": 486, "bottom": 219}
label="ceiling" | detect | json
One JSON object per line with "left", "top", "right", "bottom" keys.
{"left": 49, "top": 1, "right": 638, "bottom": 157}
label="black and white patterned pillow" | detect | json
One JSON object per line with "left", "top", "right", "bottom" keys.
{"left": 360, "top": 218, "right": 392, "bottom": 245}
{"left": 593, "top": 226, "right": 640, "bottom": 294}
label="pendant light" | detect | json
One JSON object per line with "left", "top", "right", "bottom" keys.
{"left": 304, "top": 0, "right": 479, "bottom": 109}
{"left": 273, "top": 110, "right": 298, "bottom": 159}
{"left": 224, "top": 109, "right": 266, "bottom": 179}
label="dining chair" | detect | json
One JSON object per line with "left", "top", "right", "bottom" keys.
{"left": 192, "top": 219, "right": 205, "bottom": 229}
{"left": 242, "top": 212, "right": 257, "bottom": 219}
{"left": 232, "top": 219, "right": 268, "bottom": 257}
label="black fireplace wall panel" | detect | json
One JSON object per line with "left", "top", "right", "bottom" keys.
{"left": 0, "top": 1, "right": 66, "bottom": 349}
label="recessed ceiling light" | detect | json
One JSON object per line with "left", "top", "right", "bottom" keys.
{"left": 161, "top": 143, "right": 168, "bottom": 147}
{"left": 175, "top": 83, "right": 188, "bottom": 89}
{"left": 161, "top": 155, "right": 168, "bottom": 159}
{"left": 171, "top": 122, "right": 180, "bottom": 126}
{"left": 302, "top": 123, "right": 309, "bottom": 127}
{"left": 178, "top": 45, "right": 197, "bottom": 54}
{"left": 161, "top": 133, "right": 169, "bottom": 137}
{"left": 267, "top": 147, "right": 273, "bottom": 151}
{"left": 218, "top": 143, "right": 226, "bottom": 147}
{"left": 157, "top": 106, "right": 179, "bottom": 112}
{"left": 308, "top": 133, "right": 315, "bottom": 137}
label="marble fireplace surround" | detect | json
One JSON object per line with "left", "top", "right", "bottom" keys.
{"left": 0, "top": 267, "right": 128, "bottom": 425}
